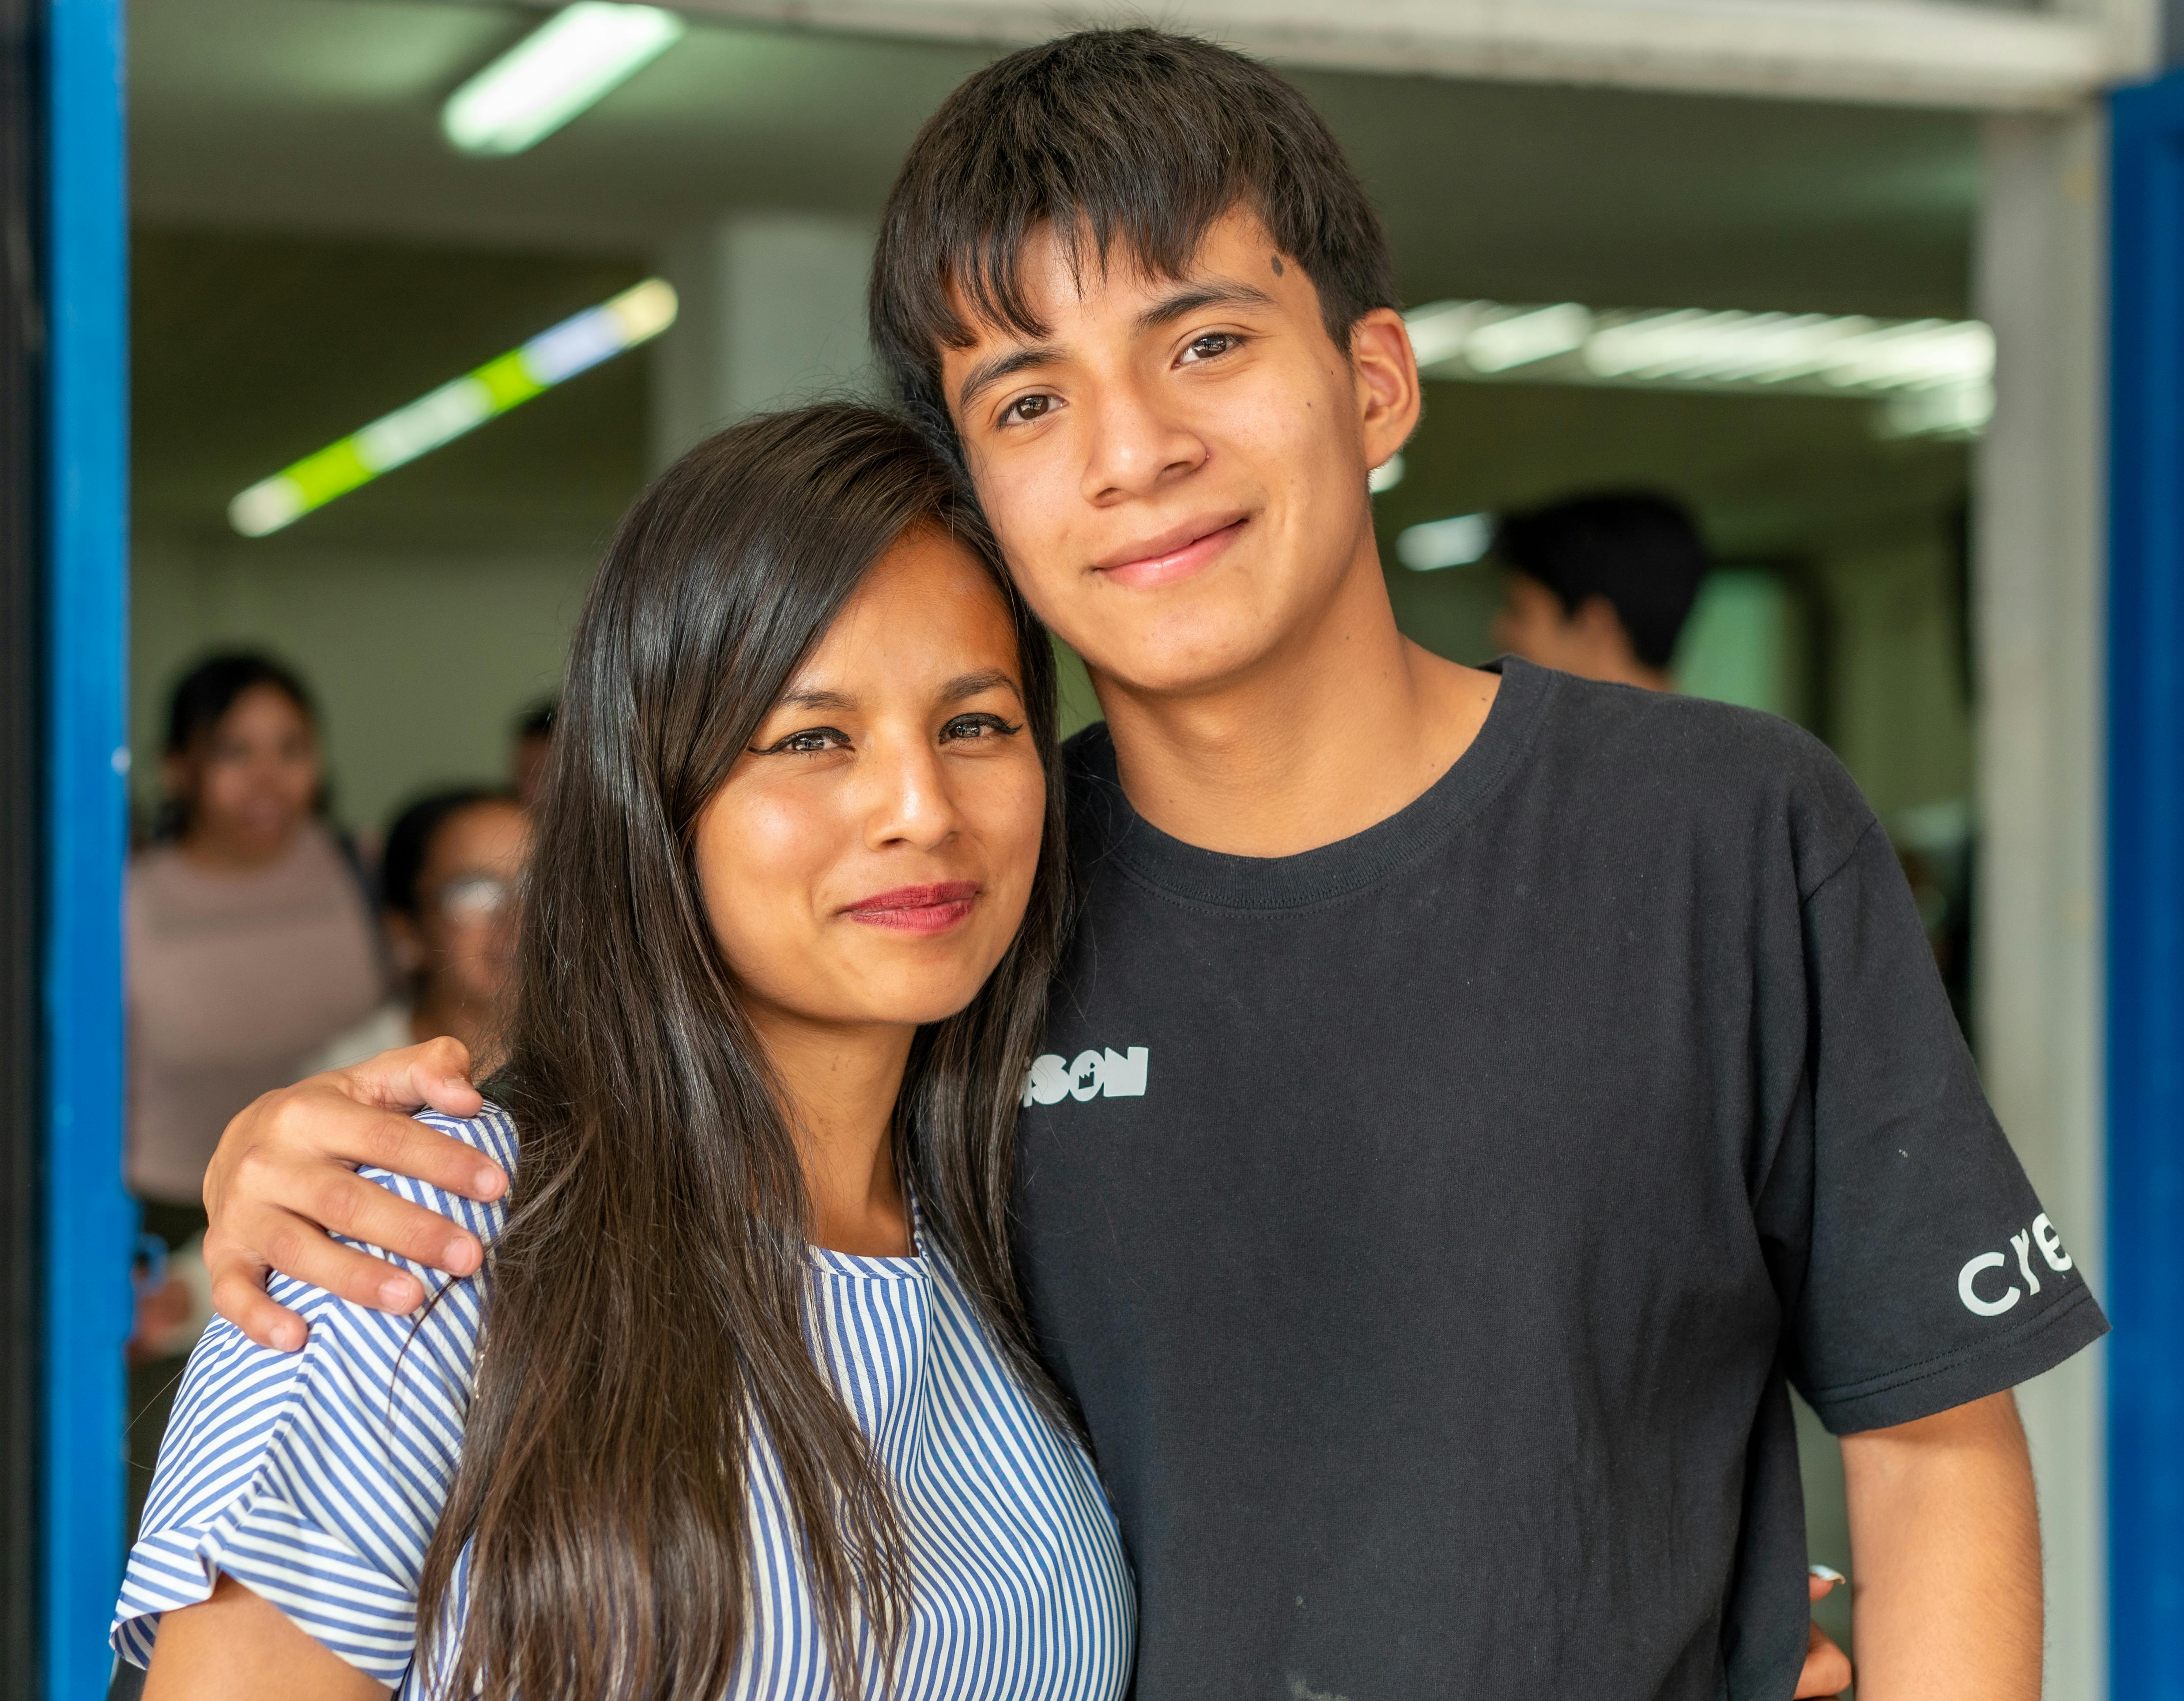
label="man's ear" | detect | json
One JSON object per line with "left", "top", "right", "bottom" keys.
{"left": 1575, "top": 594, "right": 1640, "bottom": 660}
{"left": 1349, "top": 307, "right": 1422, "bottom": 475}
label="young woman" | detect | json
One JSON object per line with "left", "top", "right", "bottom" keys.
{"left": 115, "top": 406, "right": 1134, "bottom": 1701}
{"left": 128, "top": 653, "right": 384, "bottom": 1219}
{"left": 125, "top": 653, "right": 386, "bottom": 1534}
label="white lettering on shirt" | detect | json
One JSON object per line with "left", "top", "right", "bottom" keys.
{"left": 1022, "top": 1046, "right": 1150, "bottom": 1107}
{"left": 1958, "top": 1215, "right": 2076, "bottom": 1317}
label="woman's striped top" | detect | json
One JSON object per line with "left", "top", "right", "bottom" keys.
{"left": 113, "top": 1103, "right": 1135, "bottom": 1699}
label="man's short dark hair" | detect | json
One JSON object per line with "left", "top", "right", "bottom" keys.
{"left": 1493, "top": 493, "right": 1713, "bottom": 672}
{"left": 871, "top": 28, "right": 1399, "bottom": 450}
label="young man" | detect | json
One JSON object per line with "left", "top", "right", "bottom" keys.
{"left": 193, "top": 31, "right": 2099, "bottom": 1701}
{"left": 1490, "top": 491, "right": 1713, "bottom": 689}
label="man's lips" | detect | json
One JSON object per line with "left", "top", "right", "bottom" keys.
{"left": 842, "top": 881, "right": 981, "bottom": 935}
{"left": 1093, "top": 516, "right": 1248, "bottom": 588}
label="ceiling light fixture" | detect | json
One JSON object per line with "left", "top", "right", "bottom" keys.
{"left": 1396, "top": 512, "right": 1494, "bottom": 573}
{"left": 443, "top": 2, "right": 686, "bottom": 157}
{"left": 228, "top": 278, "right": 678, "bottom": 538}
{"left": 1404, "top": 297, "right": 1995, "bottom": 439}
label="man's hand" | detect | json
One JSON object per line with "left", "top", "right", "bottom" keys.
{"left": 203, "top": 1039, "right": 503, "bottom": 1351}
{"left": 1795, "top": 1569, "right": 1852, "bottom": 1698}
{"left": 1840, "top": 1389, "right": 2041, "bottom": 1701}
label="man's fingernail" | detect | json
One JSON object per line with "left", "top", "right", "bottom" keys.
{"left": 475, "top": 1168, "right": 503, "bottom": 1197}
{"left": 1809, "top": 1564, "right": 1846, "bottom": 1585}
{"left": 445, "top": 1238, "right": 479, "bottom": 1272}
{"left": 274, "top": 1323, "right": 303, "bottom": 1351}
{"left": 381, "top": 1278, "right": 417, "bottom": 1309}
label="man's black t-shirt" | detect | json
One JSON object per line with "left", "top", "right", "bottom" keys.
{"left": 1015, "top": 657, "right": 2106, "bottom": 1701}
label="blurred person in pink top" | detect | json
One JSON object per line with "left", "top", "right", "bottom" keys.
{"left": 126, "top": 653, "right": 385, "bottom": 1523}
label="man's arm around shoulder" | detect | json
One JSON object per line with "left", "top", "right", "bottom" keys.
{"left": 202, "top": 1039, "right": 502, "bottom": 1349}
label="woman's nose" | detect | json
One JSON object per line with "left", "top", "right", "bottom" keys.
{"left": 864, "top": 735, "right": 960, "bottom": 850}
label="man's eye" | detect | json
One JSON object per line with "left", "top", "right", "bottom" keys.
{"left": 761, "top": 727, "right": 849, "bottom": 755}
{"left": 1000, "top": 393, "right": 1055, "bottom": 426}
{"left": 1181, "top": 332, "right": 1242, "bottom": 364}
{"left": 942, "top": 712, "right": 1022, "bottom": 742}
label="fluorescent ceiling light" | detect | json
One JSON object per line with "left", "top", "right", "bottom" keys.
{"left": 1404, "top": 297, "right": 1995, "bottom": 438}
{"left": 1369, "top": 452, "right": 1406, "bottom": 494}
{"left": 1463, "top": 304, "right": 1592, "bottom": 373}
{"left": 1397, "top": 512, "right": 1494, "bottom": 572}
{"left": 444, "top": 2, "right": 686, "bottom": 157}
{"left": 229, "top": 278, "right": 678, "bottom": 538}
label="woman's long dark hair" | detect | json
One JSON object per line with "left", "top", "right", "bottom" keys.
{"left": 415, "top": 405, "right": 1074, "bottom": 1701}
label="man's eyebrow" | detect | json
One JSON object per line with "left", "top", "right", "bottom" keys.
{"left": 1136, "top": 280, "right": 1277, "bottom": 331}
{"left": 956, "top": 344, "right": 1063, "bottom": 413}
{"left": 941, "top": 668, "right": 1021, "bottom": 704}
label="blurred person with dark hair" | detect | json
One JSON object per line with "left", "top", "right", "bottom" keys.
{"left": 125, "top": 652, "right": 385, "bottom": 1528}
{"left": 308, "top": 789, "right": 530, "bottom": 1076}
{"left": 1490, "top": 492, "right": 1712, "bottom": 690}
{"left": 509, "top": 696, "right": 556, "bottom": 808}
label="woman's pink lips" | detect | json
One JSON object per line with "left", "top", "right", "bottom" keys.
{"left": 843, "top": 881, "right": 981, "bottom": 935}
{"left": 1097, "top": 518, "right": 1247, "bottom": 589}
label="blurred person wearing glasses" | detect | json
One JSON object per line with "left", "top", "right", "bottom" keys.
{"left": 308, "top": 788, "right": 530, "bottom": 1077}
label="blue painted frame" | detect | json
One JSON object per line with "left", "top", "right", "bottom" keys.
{"left": 43, "top": 0, "right": 132, "bottom": 1694}
{"left": 2109, "top": 70, "right": 2184, "bottom": 1698}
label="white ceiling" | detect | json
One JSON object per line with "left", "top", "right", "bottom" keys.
{"left": 132, "top": 0, "right": 1981, "bottom": 317}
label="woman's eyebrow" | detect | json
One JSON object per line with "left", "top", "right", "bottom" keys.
{"left": 942, "top": 669, "right": 1021, "bottom": 704}
{"left": 774, "top": 687, "right": 858, "bottom": 712}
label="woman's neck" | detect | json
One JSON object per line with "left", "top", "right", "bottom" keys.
{"left": 177, "top": 820, "right": 302, "bottom": 874}
{"left": 747, "top": 1007, "right": 917, "bottom": 1257}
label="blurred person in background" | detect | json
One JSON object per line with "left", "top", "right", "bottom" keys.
{"left": 125, "top": 652, "right": 385, "bottom": 1530}
{"left": 509, "top": 696, "right": 556, "bottom": 808}
{"left": 308, "top": 788, "right": 530, "bottom": 1076}
{"left": 1490, "top": 492, "right": 1712, "bottom": 689}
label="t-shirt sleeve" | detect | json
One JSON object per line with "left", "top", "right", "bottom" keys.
{"left": 1770, "top": 820, "right": 2107, "bottom": 1433}
{"left": 110, "top": 1104, "right": 517, "bottom": 1683}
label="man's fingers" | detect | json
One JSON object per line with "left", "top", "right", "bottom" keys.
{"left": 342, "top": 1099, "right": 504, "bottom": 1203}
{"left": 339, "top": 1037, "right": 483, "bottom": 1119}
{"left": 306, "top": 1167, "right": 484, "bottom": 1278}
{"left": 1793, "top": 1623, "right": 1852, "bottom": 1698}
{"left": 207, "top": 1259, "right": 311, "bottom": 1353}
{"left": 264, "top": 1091, "right": 504, "bottom": 1204}
{"left": 248, "top": 1201, "right": 433, "bottom": 1313}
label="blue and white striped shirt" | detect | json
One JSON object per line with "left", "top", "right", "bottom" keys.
{"left": 113, "top": 1104, "right": 1135, "bottom": 1698}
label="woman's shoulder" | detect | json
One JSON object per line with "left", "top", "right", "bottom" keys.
{"left": 113, "top": 1100, "right": 521, "bottom": 1682}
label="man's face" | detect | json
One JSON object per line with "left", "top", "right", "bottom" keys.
{"left": 940, "top": 207, "right": 1418, "bottom": 699}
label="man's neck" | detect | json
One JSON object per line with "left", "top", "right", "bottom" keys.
{"left": 1090, "top": 544, "right": 1499, "bottom": 858}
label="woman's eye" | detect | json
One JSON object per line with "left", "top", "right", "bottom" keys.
{"left": 942, "top": 712, "right": 1021, "bottom": 743}
{"left": 999, "top": 392, "right": 1055, "bottom": 427}
{"left": 1181, "top": 332, "right": 1242, "bottom": 364}
{"left": 764, "top": 727, "right": 849, "bottom": 755}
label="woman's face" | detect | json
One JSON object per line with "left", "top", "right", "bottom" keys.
{"left": 694, "top": 528, "right": 1045, "bottom": 1037}
{"left": 172, "top": 684, "right": 321, "bottom": 862}
{"left": 397, "top": 799, "right": 532, "bottom": 1013}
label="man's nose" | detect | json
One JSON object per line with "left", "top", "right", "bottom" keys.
{"left": 1080, "top": 378, "right": 1207, "bottom": 504}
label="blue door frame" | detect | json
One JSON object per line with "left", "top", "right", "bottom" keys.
{"left": 43, "top": 0, "right": 133, "bottom": 1693}
{"left": 2110, "top": 68, "right": 2184, "bottom": 1699}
